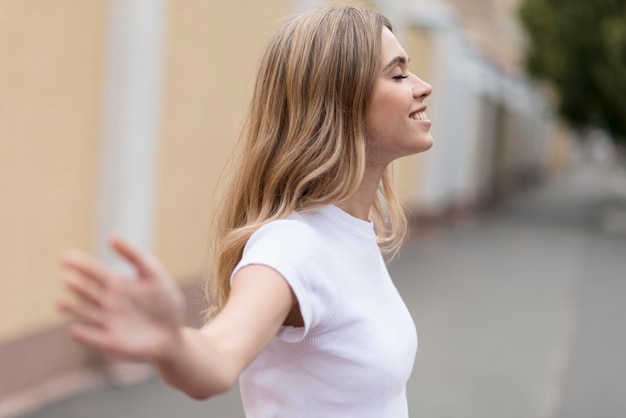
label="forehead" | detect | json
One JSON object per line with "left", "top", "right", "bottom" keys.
{"left": 380, "top": 27, "right": 408, "bottom": 66}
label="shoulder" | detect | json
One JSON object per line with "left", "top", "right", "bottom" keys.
{"left": 245, "top": 212, "right": 324, "bottom": 253}
{"left": 237, "top": 210, "right": 339, "bottom": 282}
{"left": 236, "top": 212, "right": 340, "bottom": 338}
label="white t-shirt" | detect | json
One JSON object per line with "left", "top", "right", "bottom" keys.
{"left": 231, "top": 205, "right": 417, "bottom": 418}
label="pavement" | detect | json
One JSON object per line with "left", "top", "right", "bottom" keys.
{"left": 14, "top": 164, "right": 626, "bottom": 418}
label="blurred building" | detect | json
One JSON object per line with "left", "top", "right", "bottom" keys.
{"left": 0, "top": 0, "right": 571, "bottom": 415}
{"left": 441, "top": 0, "right": 527, "bottom": 71}
{"left": 393, "top": 0, "right": 571, "bottom": 222}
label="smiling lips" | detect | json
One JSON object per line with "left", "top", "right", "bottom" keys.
{"left": 409, "top": 111, "right": 428, "bottom": 121}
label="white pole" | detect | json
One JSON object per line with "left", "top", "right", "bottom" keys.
{"left": 95, "top": 0, "right": 168, "bottom": 273}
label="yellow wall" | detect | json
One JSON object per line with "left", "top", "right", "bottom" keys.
{"left": 155, "top": 0, "right": 292, "bottom": 281}
{"left": 0, "top": 0, "right": 294, "bottom": 343}
{"left": 442, "top": 0, "right": 526, "bottom": 70}
{"left": 394, "top": 26, "right": 434, "bottom": 207}
{"left": 0, "top": 1, "right": 106, "bottom": 341}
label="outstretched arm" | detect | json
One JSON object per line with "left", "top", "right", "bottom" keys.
{"left": 58, "top": 236, "right": 295, "bottom": 399}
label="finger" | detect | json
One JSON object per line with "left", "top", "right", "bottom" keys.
{"left": 67, "top": 322, "right": 114, "bottom": 353}
{"left": 60, "top": 250, "right": 113, "bottom": 287}
{"left": 110, "top": 234, "right": 162, "bottom": 278}
{"left": 62, "top": 271, "right": 103, "bottom": 306}
{"left": 58, "top": 301, "right": 104, "bottom": 326}
{"left": 68, "top": 324, "right": 140, "bottom": 361}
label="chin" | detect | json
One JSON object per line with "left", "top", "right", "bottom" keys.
{"left": 412, "top": 136, "right": 434, "bottom": 154}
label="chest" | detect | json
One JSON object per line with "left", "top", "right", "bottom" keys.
{"left": 307, "top": 255, "right": 418, "bottom": 389}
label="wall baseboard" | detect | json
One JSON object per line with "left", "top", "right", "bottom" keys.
{"left": 0, "top": 278, "right": 206, "bottom": 417}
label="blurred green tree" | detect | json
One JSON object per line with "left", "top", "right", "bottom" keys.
{"left": 519, "top": 0, "right": 626, "bottom": 144}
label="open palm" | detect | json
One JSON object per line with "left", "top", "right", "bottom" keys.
{"left": 58, "top": 236, "right": 186, "bottom": 362}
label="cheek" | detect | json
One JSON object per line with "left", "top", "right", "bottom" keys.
{"left": 364, "top": 109, "right": 386, "bottom": 140}
{"left": 365, "top": 104, "right": 404, "bottom": 141}
{"left": 365, "top": 98, "right": 394, "bottom": 136}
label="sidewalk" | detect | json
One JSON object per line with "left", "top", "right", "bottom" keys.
{"left": 398, "top": 165, "right": 626, "bottom": 418}
{"left": 15, "top": 165, "right": 626, "bottom": 418}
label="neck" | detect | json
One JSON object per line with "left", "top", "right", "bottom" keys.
{"left": 335, "top": 159, "right": 387, "bottom": 221}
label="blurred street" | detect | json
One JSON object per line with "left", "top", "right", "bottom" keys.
{"left": 16, "top": 164, "right": 626, "bottom": 418}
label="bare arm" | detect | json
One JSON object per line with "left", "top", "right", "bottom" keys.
{"left": 58, "top": 236, "right": 295, "bottom": 399}
{"left": 155, "top": 265, "right": 295, "bottom": 398}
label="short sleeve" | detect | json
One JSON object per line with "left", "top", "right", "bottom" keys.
{"left": 230, "top": 218, "right": 338, "bottom": 342}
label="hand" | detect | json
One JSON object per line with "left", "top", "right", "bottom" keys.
{"left": 58, "top": 235, "right": 186, "bottom": 362}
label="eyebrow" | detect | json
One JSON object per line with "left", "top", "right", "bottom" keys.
{"left": 382, "top": 56, "right": 410, "bottom": 72}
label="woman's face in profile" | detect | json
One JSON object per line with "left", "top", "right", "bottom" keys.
{"left": 365, "top": 27, "right": 434, "bottom": 164}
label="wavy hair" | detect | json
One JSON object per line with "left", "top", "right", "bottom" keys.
{"left": 206, "top": 7, "right": 407, "bottom": 315}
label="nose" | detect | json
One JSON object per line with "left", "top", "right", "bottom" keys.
{"left": 412, "top": 77, "right": 432, "bottom": 99}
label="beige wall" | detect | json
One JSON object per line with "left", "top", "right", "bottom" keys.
{"left": 0, "top": 1, "right": 105, "bottom": 342}
{"left": 442, "top": 0, "right": 526, "bottom": 71}
{"left": 327, "top": 0, "right": 378, "bottom": 8}
{"left": 155, "top": 0, "right": 292, "bottom": 281}
{"left": 0, "top": 0, "right": 294, "bottom": 343}
{"left": 394, "top": 26, "right": 434, "bottom": 207}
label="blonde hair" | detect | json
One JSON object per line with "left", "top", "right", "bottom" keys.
{"left": 206, "top": 7, "right": 407, "bottom": 315}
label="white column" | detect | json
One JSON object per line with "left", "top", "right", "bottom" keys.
{"left": 95, "top": 0, "right": 168, "bottom": 271}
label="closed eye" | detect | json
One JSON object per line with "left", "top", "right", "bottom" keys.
{"left": 392, "top": 75, "right": 409, "bottom": 80}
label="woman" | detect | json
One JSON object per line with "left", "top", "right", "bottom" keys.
{"left": 59, "top": 6, "right": 433, "bottom": 417}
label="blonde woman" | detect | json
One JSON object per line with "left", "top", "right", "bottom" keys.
{"left": 59, "top": 6, "right": 433, "bottom": 417}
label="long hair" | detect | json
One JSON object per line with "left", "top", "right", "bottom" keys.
{"left": 206, "top": 7, "right": 407, "bottom": 315}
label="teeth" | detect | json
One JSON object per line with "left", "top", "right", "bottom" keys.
{"left": 410, "top": 112, "right": 427, "bottom": 120}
